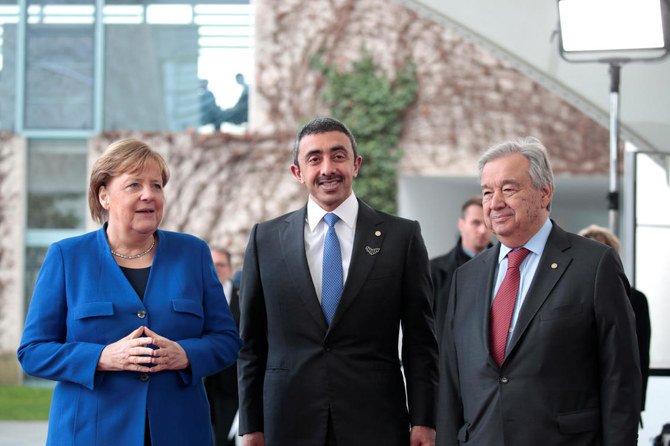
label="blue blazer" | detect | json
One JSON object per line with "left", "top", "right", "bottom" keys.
{"left": 18, "top": 226, "right": 242, "bottom": 446}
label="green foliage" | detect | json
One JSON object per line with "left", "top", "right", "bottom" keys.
{"left": 0, "top": 385, "right": 52, "bottom": 420}
{"left": 313, "top": 52, "right": 417, "bottom": 214}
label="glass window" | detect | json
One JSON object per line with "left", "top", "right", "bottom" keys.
{"left": 27, "top": 139, "right": 88, "bottom": 229}
{"left": 24, "top": 246, "right": 48, "bottom": 310}
{"left": 0, "top": 2, "right": 18, "bottom": 131}
{"left": 24, "top": 18, "right": 96, "bottom": 130}
{"left": 103, "top": 1, "right": 252, "bottom": 132}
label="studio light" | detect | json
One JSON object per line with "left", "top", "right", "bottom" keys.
{"left": 558, "top": 0, "right": 669, "bottom": 63}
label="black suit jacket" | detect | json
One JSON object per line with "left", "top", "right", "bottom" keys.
{"left": 238, "top": 200, "right": 438, "bottom": 446}
{"left": 630, "top": 288, "right": 650, "bottom": 410}
{"left": 430, "top": 238, "right": 491, "bottom": 341}
{"left": 205, "top": 283, "right": 240, "bottom": 445}
{"left": 436, "top": 222, "right": 641, "bottom": 446}
{"left": 206, "top": 283, "right": 240, "bottom": 396}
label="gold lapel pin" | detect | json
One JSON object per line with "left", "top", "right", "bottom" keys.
{"left": 551, "top": 263, "right": 558, "bottom": 269}
{"left": 374, "top": 230, "right": 381, "bottom": 237}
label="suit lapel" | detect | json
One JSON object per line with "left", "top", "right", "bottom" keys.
{"left": 505, "top": 224, "right": 572, "bottom": 359}
{"left": 279, "top": 206, "right": 329, "bottom": 331}
{"left": 329, "top": 201, "right": 384, "bottom": 329}
{"left": 95, "top": 225, "right": 145, "bottom": 304}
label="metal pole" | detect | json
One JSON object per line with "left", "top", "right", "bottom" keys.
{"left": 608, "top": 63, "right": 621, "bottom": 236}
{"left": 622, "top": 147, "right": 636, "bottom": 283}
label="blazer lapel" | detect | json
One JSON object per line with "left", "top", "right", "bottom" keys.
{"left": 95, "top": 225, "right": 145, "bottom": 304}
{"left": 329, "top": 201, "right": 384, "bottom": 329}
{"left": 279, "top": 206, "right": 328, "bottom": 331}
{"left": 505, "top": 224, "right": 572, "bottom": 359}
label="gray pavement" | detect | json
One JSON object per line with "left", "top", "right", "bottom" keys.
{"left": 0, "top": 421, "right": 47, "bottom": 446}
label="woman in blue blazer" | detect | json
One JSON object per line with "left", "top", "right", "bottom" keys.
{"left": 18, "top": 139, "right": 242, "bottom": 445}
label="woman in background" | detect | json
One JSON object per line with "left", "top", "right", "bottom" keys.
{"left": 579, "top": 224, "right": 651, "bottom": 421}
{"left": 18, "top": 139, "right": 241, "bottom": 445}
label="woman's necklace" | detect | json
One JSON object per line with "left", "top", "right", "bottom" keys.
{"left": 110, "top": 237, "right": 156, "bottom": 260}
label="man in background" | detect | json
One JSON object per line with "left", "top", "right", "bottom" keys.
{"left": 430, "top": 196, "right": 492, "bottom": 339}
{"left": 206, "top": 247, "right": 240, "bottom": 446}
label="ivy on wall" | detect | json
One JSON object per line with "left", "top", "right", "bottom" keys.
{"left": 313, "top": 53, "right": 417, "bottom": 214}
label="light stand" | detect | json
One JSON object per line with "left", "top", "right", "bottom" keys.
{"left": 608, "top": 63, "right": 620, "bottom": 234}
{"left": 556, "top": 0, "right": 670, "bottom": 236}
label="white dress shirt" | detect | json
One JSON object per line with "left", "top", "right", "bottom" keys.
{"left": 304, "top": 193, "right": 358, "bottom": 303}
{"left": 222, "top": 279, "right": 233, "bottom": 305}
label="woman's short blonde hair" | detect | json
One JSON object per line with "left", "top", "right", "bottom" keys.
{"left": 578, "top": 224, "right": 621, "bottom": 253}
{"left": 88, "top": 139, "right": 170, "bottom": 224}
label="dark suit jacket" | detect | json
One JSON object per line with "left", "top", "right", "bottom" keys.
{"left": 430, "top": 238, "right": 491, "bottom": 341}
{"left": 238, "top": 200, "right": 438, "bottom": 446}
{"left": 630, "top": 288, "right": 650, "bottom": 410}
{"left": 436, "top": 223, "right": 641, "bottom": 446}
{"left": 206, "top": 283, "right": 240, "bottom": 445}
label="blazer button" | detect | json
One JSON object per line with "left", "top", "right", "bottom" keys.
{"left": 140, "top": 373, "right": 149, "bottom": 382}
{"left": 137, "top": 309, "right": 147, "bottom": 319}
{"left": 324, "top": 345, "right": 331, "bottom": 352}
{"left": 500, "top": 376, "right": 509, "bottom": 384}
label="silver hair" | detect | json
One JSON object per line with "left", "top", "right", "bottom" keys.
{"left": 478, "top": 136, "right": 554, "bottom": 210}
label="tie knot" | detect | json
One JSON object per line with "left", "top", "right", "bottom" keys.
{"left": 324, "top": 213, "right": 339, "bottom": 228}
{"left": 507, "top": 247, "right": 530, "bottom": 269}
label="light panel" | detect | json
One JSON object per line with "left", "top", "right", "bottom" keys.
{"left": 558, "top": 0, "right": 670, "bottom": 62}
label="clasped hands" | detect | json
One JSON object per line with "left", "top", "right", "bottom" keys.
{"left": 97, "top": 326, "right": 189, "bottom": 372}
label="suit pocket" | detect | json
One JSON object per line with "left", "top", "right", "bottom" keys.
{"left": 73, "top": 302, "right": 114, "bottom": 320}
{"left": 556, "top": 408, "right": 600, "bottom": 434}
{"left": 171, "top": 299, "right": 204, "bottom": 318}
{"left": 540, "top": 303, "right": 583, "bottom": 321}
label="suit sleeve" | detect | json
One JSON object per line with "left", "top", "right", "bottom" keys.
{"left": 435, "top": 271, "right": 463, "bottom": 446}
{"left": 17, "top": 244, "right": 105, "bottom": 390}
{"left": 595, "top": 248, "right": 642, "bottom": 444}
{"left": 237, "top": 224, "right": 268, "bottom": 435}
{"left": 400, "top": 221, "right": 439, "bottom": 428}
{"left": 177, "top": 239, "right": 242, "bottom": 385}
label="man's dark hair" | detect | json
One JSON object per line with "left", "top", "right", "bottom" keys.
{"left": 461, "top": 196, "right": 483, "bottom": 217}
{"left": 292, "top": 117, "right": 358, "bottom": 167}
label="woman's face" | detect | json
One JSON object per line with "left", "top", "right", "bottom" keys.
{"left": 99, "top": 161, "right": 165, "bottom": 237}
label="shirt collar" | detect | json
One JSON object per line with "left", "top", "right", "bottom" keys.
{"left": 306, "top": 192, "right": 359, "bottom": 232}
{"left": 498, "top": 218, "right": 553, "bottom": 263}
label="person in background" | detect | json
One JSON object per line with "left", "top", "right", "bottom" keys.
{"left": 199, "top": 78, "right": 225, "bottom": 130}
{"left": 218, "top": 73, "right": 249, "bottom": 126}
{"left": 18, "top": 138, "right": 241, "bottom": 446}
{"left": 206, "top": 247, "right": 241, "bottom": 446}
{"left": 430, "top": 196, "right": 492, "bottom": 339}
{"left": 436, "top": 136, "right": 641, "bottom": 445}
{"left": 238, "top": 117, "right": 438, "bottom": 446}
{"left": 579, "top": 223, "right": 651, "bottom": 421}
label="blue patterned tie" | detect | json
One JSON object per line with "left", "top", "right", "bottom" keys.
{"left": 321, "top": 213, "right": 343, "bottom": 325}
